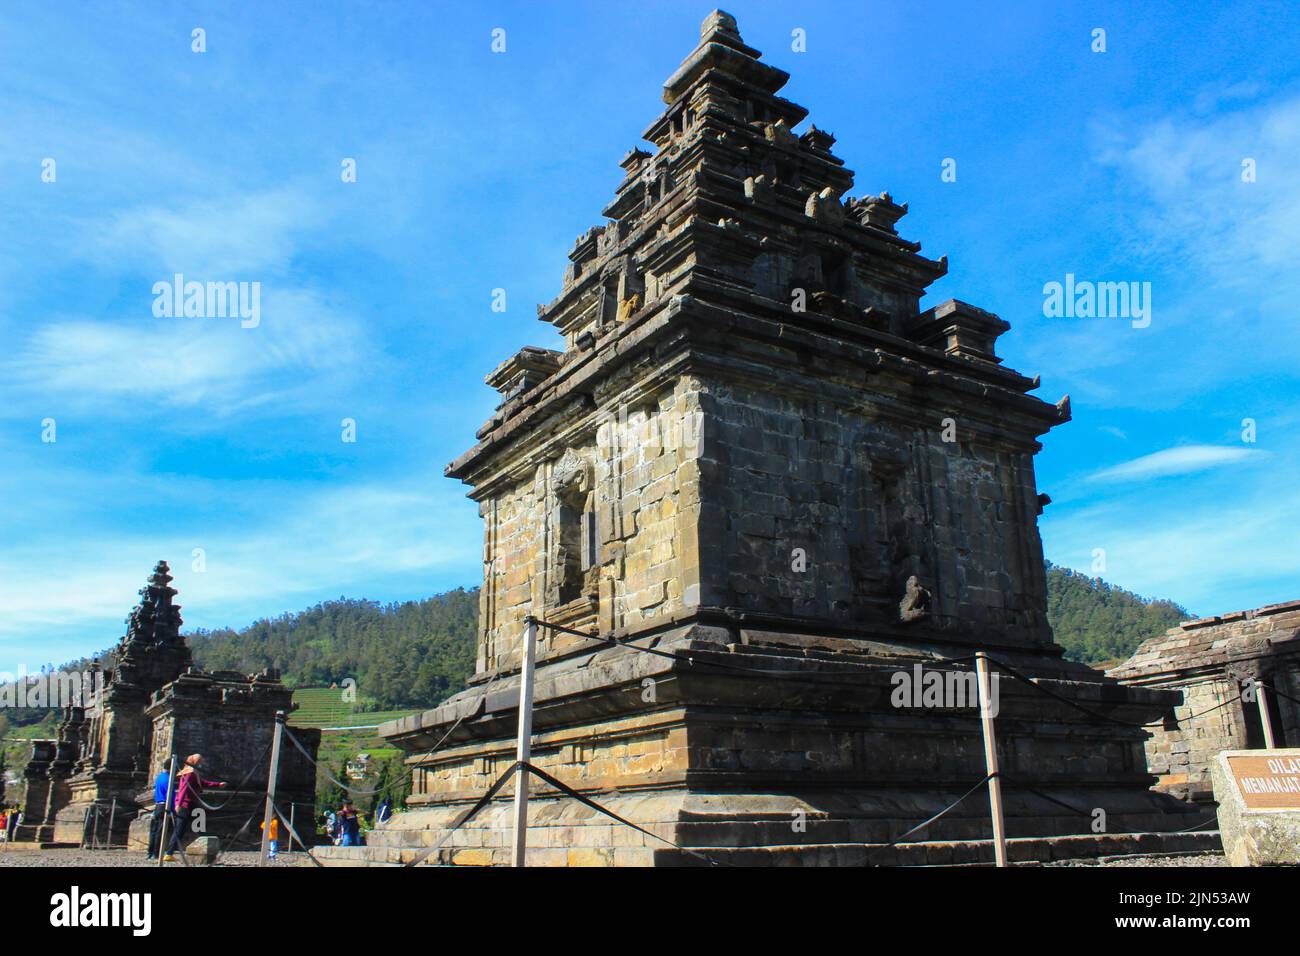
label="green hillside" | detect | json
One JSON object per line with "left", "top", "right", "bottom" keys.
{"left": 1045, "top": 562, "right": 1191, "bottom": 666}
{"left": 187, "top": 588, "right": 478, "bottom": 711}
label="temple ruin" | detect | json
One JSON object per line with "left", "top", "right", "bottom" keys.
{"left": 327, "top": 10, "right": 1212, "bottom": 866}
{"left": 1110, "top": 600, "right": 1300, "bottom": 805}
{"left": 15, "top": 561, "right": 319, "bottom": 849}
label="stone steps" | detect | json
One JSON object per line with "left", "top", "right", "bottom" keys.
{"left": 312, "top": 830, "right": 1222, "bottom": 867}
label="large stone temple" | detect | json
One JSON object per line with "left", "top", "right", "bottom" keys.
{"left": 344, "top": 11, "right": 1213, "bottom": 865}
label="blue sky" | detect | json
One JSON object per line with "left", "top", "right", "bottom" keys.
{"left": 2, "top": 0, "right": 1298, "bottom": 667}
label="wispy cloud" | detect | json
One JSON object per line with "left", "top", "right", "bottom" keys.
{"left": 1087, "top": 445, "right": 1267, "bottom": 483}
{"left": 83, "top": 186, "right": 328, "bottom": 277}
{"left": 7, "top": 287, "right": 371, "bottom": 413}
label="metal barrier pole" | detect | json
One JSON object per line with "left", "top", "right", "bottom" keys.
{"left": 157, "top": 755, "right": 178, "bottom": 866}
{"left": 260, "top": 711, "right": 286, "bottom": 864}
{"left": 976, "top": 652, "right": 1008, "bottom": 868}
{"left": 511, "top": 617, "right": 538, "bottom": 867}
{"left": 1258, "top": 683, "right": 1278, "bottom": 749}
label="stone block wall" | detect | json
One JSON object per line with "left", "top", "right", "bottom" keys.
{"left": 477, "top": 377, "right": 707, "bottom": 672}
{"left": 694, "top": 374, "right": 1050, "bottom": 643}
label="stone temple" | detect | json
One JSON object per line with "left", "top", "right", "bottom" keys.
{"left": 1111, "top": 600, "right": 1300, "bottom": 806}
{"left": 16, "top": 561, "right": 319, "bottom": 849}
{"left": 339, "top": 11, "right": 1212, "bottom": 865}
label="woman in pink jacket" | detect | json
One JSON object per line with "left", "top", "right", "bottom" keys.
{"left": 163, "top": 753, "right": 227, "bottom": 860}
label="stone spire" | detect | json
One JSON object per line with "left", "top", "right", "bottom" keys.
{"left": 123, "top": 559, "right": 183, "bottom": 647}
{"left": 525, "top": 9, "right": 949, "bottom": 364}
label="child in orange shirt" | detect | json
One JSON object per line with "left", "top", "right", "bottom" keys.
{"left": 260, "top": 816, "right": 280, "bottom": 859}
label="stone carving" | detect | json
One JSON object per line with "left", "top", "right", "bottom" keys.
{"left": 804, "top": 187, "right": 844, "bottom": 226}
{"left": 552, "top": 449, "right": 590, "bottom": 494}
{"left": 615, "top": 291, "right": 642, "bottom": 322}
{"left": 898, "top": 575, "right": 932, "bottom": 623}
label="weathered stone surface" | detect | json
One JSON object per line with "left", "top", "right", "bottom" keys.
{"left": 1110, "top": 600, "right": 1300, "bottom": 804}
{"left": 368, "top": 10, "right": 1203, "bottom": 865}
{"left": 185, "top": 835, "right": 221, "bottom": 866}
{"left": 1210, "top": 749, "right": 1300, "bottom": 866}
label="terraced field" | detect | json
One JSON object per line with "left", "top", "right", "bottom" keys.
{"left": 288, "top": 687, "right": 421, "bottom": 729}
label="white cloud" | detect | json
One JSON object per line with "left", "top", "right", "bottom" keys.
{"left": 1026, "top": 94, "right": 1300, "bottom": 410}
{"left": 7, "top": 287, "right": 371, "bottom": 413}
{"left": 1087, "top": 445, "right": 1267, "bottom": 483}
{"left": 84, "top": 187, "right": 327, "bottom": 277}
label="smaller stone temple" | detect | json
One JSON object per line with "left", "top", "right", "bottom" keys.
{"left": 1110, "top": 599, "right": 1300, "bottom": 805}
{"left": 16, "top": 561, "right": 319, "bottom": 848}
{"left": 125, "top": 668, "right": 320, "bottom": 851}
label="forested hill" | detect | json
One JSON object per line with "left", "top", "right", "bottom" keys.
{"left": 1045, "top": 562, "right": 1190, "bottom": 666}
{"left": 187, "top": 589, "right": 477, "bottom": 711}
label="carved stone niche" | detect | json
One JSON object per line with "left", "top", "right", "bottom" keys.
{"left": 547, "top": 450, "right": 600, "bottom": 622}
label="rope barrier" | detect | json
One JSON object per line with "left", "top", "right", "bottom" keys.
{"left": 529, "top": 614, "right": 1293, "bottom": 736}
{"left": 277, "top": 629, "right": 531, "bottom": 807}
{"left": 273, "top": 802, "right": 325, "bottom": 867}
{"left": 280, "top": 724, "right": 392, "bottom": 796}
{"left": 519, "top": 761, "right": 733, "bottom": 867}
{"left": 296, "top": 612, "right": 1276, "bottom": 868}
{"left": 193, "top": 737, "right": 275, "bottom": 812}
{"left": 529, "top": 613, "right": 1177, "bottom": 729}
{"left": 865, "top": 773, "right": 996, "bottom": 864}
{"left": 1012, "top": 783, "right": 1094, "bottom": 819}
{"left": 401, "top": 761, "right": 523, "bottom": 867}
{"left": 1261, "top": 680, "right": 1300, "bottom": 708}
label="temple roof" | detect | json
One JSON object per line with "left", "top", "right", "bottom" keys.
{"left": 1109, "top": 599, "right": 1300, "bottom": 681}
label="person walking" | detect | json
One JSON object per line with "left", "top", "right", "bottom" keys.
{"left": 163, "top": 754, "right": 227, "bottom": 861}
{"left": 146, "top": 765, "right": 170, "bottom": 859}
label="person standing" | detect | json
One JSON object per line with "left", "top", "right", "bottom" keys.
{"left": 164, "top": 754, "right": 227, "bottom": 861}
{"left": 338, "top": 799, "right": 361, "bottom": 847}
{"left": 146, "top": 765, "right": 171, "bottom": 859}
{"left": 260, "top": 816, "right": 280, "bottom": 859}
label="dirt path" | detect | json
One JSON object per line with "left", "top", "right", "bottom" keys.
{"left": 0, "top": 848, "right": 310, "bottom": 867}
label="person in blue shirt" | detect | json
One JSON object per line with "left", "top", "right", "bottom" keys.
{"left": 146, "top": 766, "right": 171, "bottom": 859}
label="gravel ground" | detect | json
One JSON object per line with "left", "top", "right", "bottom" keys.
{"left": 0, "top": 848, "right": 311, "bottom": 867}
{"left": 1, "top": 847, "right": 1232, "bottom": 867}
{"left": 1045, "top": 853, "right": 1229, "bottom": 867}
